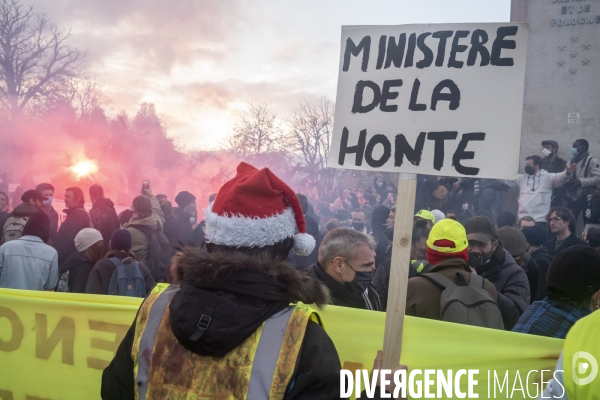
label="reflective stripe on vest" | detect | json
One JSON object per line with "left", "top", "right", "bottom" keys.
{"left": 132, "top": 284, "right": 318, "bottom": 400}
{"left": 563, "top": 311, "right": 600, "bottom": 400}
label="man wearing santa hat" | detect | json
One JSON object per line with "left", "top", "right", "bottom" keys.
{"left": 101, "top": 162, "right": 341, "bottom": 399}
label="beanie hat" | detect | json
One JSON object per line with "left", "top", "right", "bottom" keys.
{"left": 415, "top": 210, "right": 435, "bottom": 225}
{"left": 547, "top": 245, "right": 600, "bottom": 302}
{"left": 521, "top": 225, "right": 546, "bottom": 247}
{"left": 204, "top": 162, "right": 315, "bottom": 256}
{"left": 110, "top": 229, "right": 133, "bottom": 251}
{"left": 465, "top": 215, "right": 497, "bottom": 243}
{"left": 426, "top": 219, "right": 469, "bottom": 265}
{"left": 496, "top": 226, "right": 527, "bottom": 257}
{"left": 74, "top": 228, "right": 103, "bottom": 252}
{"left": 430, "top": 209, "right": 445, "bottom": 224}
{"left": 175, "top": 191, "right": 196, "bottom": 209}
{"left": 22, "top": 212, "right": 51, "bottom": 243}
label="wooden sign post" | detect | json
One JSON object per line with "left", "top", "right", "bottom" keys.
{"left": 327, "top": 23, "right": 528, "bottom": 373}
{"left": 381, "top": 173, "right": 416, "bottom": 369}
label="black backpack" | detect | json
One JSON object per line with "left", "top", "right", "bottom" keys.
{"left": 131, "top": 225, "right": 173, "bottom": 283}
{"left": 107, "top": 257, "right": 146, "bottom": 298}
{"left": 421, "top": 272, "right": 505, "bottom": 330}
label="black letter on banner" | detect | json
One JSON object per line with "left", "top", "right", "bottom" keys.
{"left": 385, "top": 34, "right": 406, "bottom": 68}
{"left": 432, "top": 31, "right": 453, "bottom": 67}
{"left": 404, "top": 33, "right": 417, "bottom": 67}
{"left": 416, "top": 32, "right": 433, "bottom": 69}
{"left": 339, "top": 128, "right": 366, "bottom": 166}
{"left": 453, "top": 132, "right": 485, "bottom": 175}
{"left": 35, "top": 313, "right": 75, "bottom": 365}
{"left": 380, "top": 79, "right": 403, "bottom": 112}
{"left": 448, "top": 30, "right": 470, "bottom": 68}
{"left": 491, "top": 26, "right": 518, "bottom": 66}
{"left": 427, "top": 131, "right": 458, "bottom": 170}
{"left": 376, "top": 35, "right": 387, "bottom": 69}
{"left": 395, "top": 132, "right": 426, "bottom": 166}
{"left": 467, "top": 29, "right": 490, "bottom": 66}
{"left": 0, "top": 307, "right": 24, "bottom": 352}
{"left": 409, "top": 79, "right": 427, "bottom": 111}
{"left": 431, "top": 80, "right": 460, "bottom": 111}
{"left": 365, "top": 135, "right": 392, "bottom": 168}
{"left": 352, "top": 80, "right": 381, "bottom": 114}
{"left": 343, "top": 36, "right": 371, "bottom": 72}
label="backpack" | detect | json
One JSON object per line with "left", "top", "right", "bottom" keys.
{"left": 421, "top": 272, "right": 505, "bottom": 330}
{"left": 2, "top": 216, "right": 29, "bottom": 242}
{"left": 107, "top": 257, "right": 146, "bottom": 298}
{"left": 130, "top": 225, "right": 173, "bottom": 283}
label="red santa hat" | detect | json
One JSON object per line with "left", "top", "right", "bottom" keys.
{"left": 204, "top": 162, "right": 316, "bottom": 256}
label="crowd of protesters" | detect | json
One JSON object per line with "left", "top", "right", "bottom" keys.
{"left": 0, "top": 138, "right": 599, "bottom": 399}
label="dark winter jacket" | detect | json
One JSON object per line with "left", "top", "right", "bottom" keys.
{"left": 167, "top": 207, "right": 194, "bottom": 246}
{"left": 475, "top": 249, "right": 531, "bottom": 330}
{"left": 0, "top": 209, "right": 8, "bottom": 236}
{"left": 529, "top": 246, "right": 553, "bottom": 301}
{"left": 542, "top": 156, "right": 568, "bottom": 206}
{"left": 46, "top": 206, "right": 59, "bottom": 242}
{"left": 53, "top": 207, "right": 91, "bottom": 268}
{"left": 371, "top": 205, "right": 391, "bottom": 269}
{"left": 101, "top": 248, "right": 340, "bottom": 400}
{"left": 89, "top": 197, "right": 120, "bottom": 250}
{"left": 406, "top": 258, "right": 499, "bottom": 323}
{"left": 85, "top": 251, "right": 155, "bottom": 295}
{"left": 61, "top": 252, "right": 95, "bottom": 293}
{"left": 542, "top": 232, "right": 587, "bottom": 256}
{"left": 521, "top": 252, "right": 540, "bottom": 303}
{"left": 307, "top": 263, "right": 382, "bottom": 311}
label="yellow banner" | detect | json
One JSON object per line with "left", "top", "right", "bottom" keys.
{"left": 0, "top": 288, "right": 563, "bottom": 399}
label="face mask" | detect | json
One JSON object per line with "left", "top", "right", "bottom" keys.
{"left": 524, "top": 166, "right": 535, "bottom": 175}
{"left": 542, "top": 148, "right": 552, "bottom": 157}
{"left": 43, "top": 197, "right": 53, "bottom": 207}
{"left": 352, "top": 222, "right": 365, "bottom": 231}
{"left": 377, "top": 182, "right": 383, "bottom": 187}
{"left": 571, "top": 147, "right": 579, "bottom": 156}
{"left": 344, "top": 271, "right": 374, "bottom": 295}
{"left": 462, "top": 202, "right": 469, "bottom": 211}
{"left": 189, "top": 217, "right": 196, "bottom": 225}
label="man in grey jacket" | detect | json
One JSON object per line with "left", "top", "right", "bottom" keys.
{"left": 0, "top": 212, "right": 58, "bottom": 290}
{"left": 564, "top": 139, "right": 600, "bottom": 225}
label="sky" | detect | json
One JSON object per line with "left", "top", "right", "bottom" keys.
{"left": 36, "top": 0, "right": 510, "bottom": 151}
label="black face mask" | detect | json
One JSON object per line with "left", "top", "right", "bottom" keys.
{"left": 352, "top": 222, "right": 365, "bottom": 231}
{"left": 341, "top": 259, "right": 373, "bottom": 295}
{"left": 524, "top": 166, "right": 536, "bottom": 175}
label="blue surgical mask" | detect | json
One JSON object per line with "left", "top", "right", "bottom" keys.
{"left": 43, "top": 197, "right": 53, "bottom": 207}
{"left": 571, "top": 147, "right": 579, "bottom": 156}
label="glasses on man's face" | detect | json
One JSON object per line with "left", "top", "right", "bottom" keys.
{"left": 549, "top": 217, "right": 562, "bottom": 223}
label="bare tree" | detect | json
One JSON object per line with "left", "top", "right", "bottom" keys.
{"left": 0, "top": 0, "right": 86, "bottom": 118}
{"left": 65, "top": 76, "right": 108, "bottom": 116}
{"left": 226, "top": 100, "right": 286, "bottom": 157}
{"left": 288, "top": 96, "right": 335, "bottom": 188}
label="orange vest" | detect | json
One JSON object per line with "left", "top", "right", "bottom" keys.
{"left": 132, "top": 283, "right": 321, "bottom": 400}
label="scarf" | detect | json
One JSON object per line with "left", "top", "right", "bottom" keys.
{"left": 570, "top": 149, "right": 589, "bottom": 165}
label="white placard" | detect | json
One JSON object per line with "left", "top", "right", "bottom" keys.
{"left": 568, "top": 112, "right": 580, "bottom": 124}
{"left": 328, "top": 23, "right": 529, "bottom": 179}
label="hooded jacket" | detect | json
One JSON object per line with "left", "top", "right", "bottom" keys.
{"left": 501, "top": 169, "right": 571, "bottom": 222}
{"left": 89, "top": 197, "right": 120, "bottom": 248}
{"left": 475, "top": 249, "right": 531, "bottom": 330}
{"left": 85, "top": 251, "right": 155, "bottom": 295}
{"left": 123, "top": 196, "right": 164, "bottom": 266}
{"left": 406, "top": 258, "right": 498, "bottom": 322}
{"left": 7, "top": 203, "right": 39, "bottom": 219}
{"left": 61, "top": 252, "right": 95, "bottom": 293}
{"left": 565, "top": 154, "right": 600, "bottom": 200}
{"left": 101, "top": 248, "right": 340, "bottom": 400}
{"left": 53, "top": 206, "right": 92, "bottom": 268}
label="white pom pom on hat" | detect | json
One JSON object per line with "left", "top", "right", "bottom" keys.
{"left": 204, "top": 162, "right": 316, "bottom": 255}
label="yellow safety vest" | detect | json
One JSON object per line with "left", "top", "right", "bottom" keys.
{"left": 563, "top": 310, "right": 600, "bottom": 400}
{"left": 132, "top": 283, "right": 321, "bottom": 400}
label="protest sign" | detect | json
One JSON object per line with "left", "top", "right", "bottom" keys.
{"left": 328, "top": 23, "right": 529, "bottom": 369}
{"left": 0, "top": 289, "right": 561, "bottom": 399}
{"left": 328, "top": 23, "right": 529, "bottom": 180}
